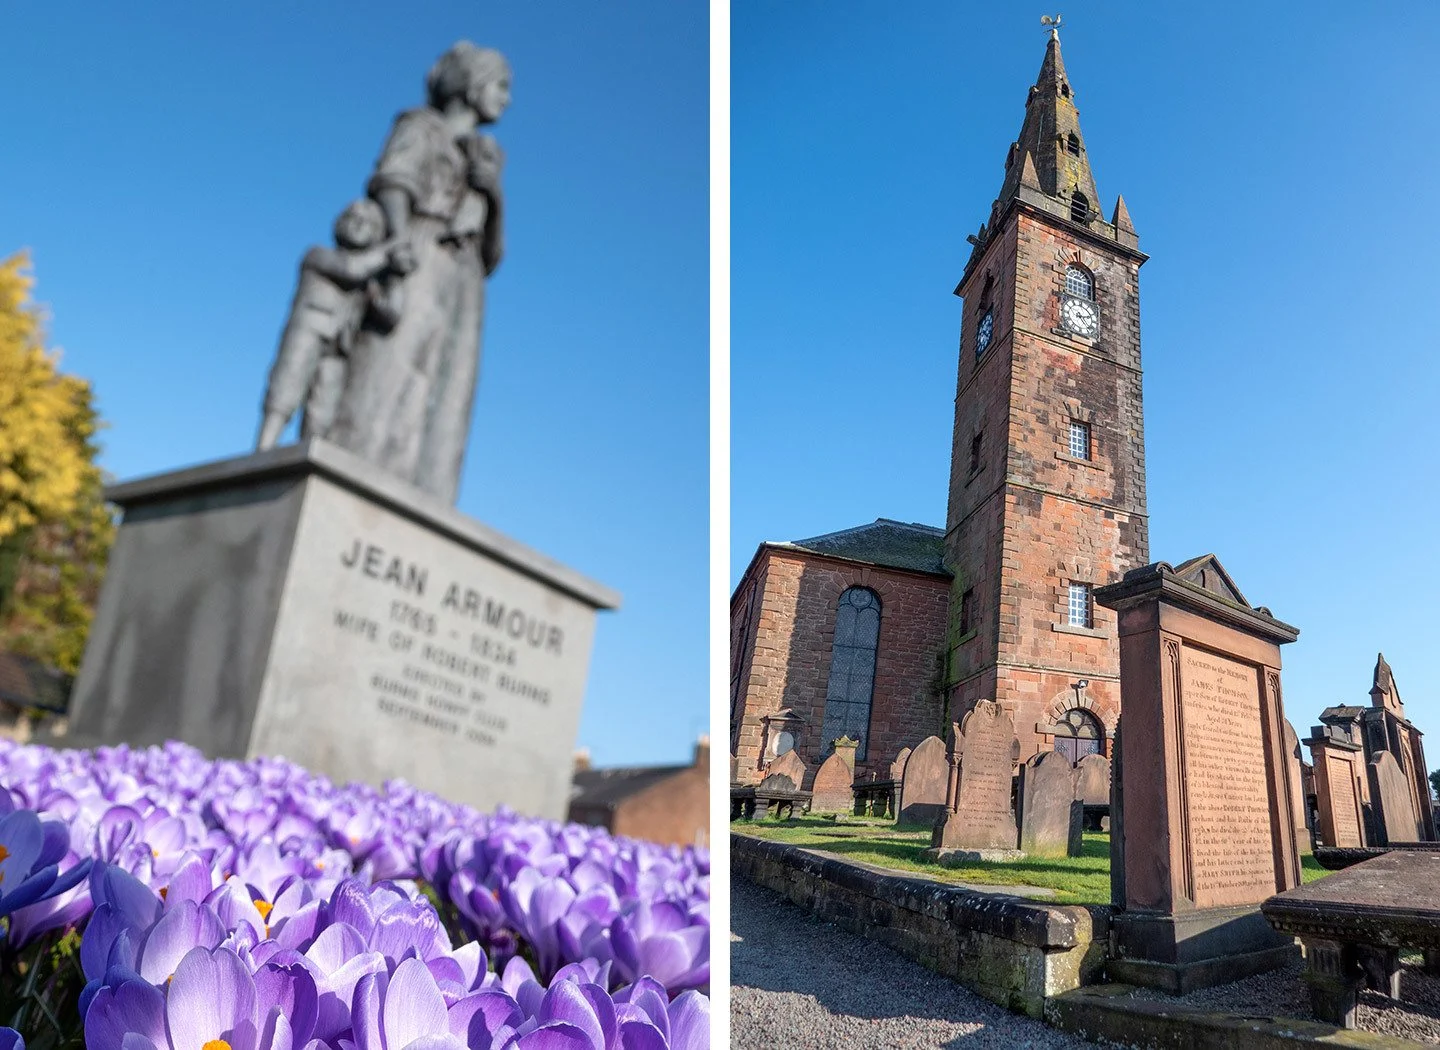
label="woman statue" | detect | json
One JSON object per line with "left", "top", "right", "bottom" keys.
{"left": 325, "top": 41, "right": 511, "bottom": 504}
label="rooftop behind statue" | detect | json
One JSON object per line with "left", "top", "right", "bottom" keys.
{"left": 256, "top": 41, "right": 510, "bottom": 505}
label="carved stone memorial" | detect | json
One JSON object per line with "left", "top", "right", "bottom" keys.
{"left": 1306, "top": 724, "right": 1367, "bottom": 849}
{"left": 898, "top": 735, "right": 948, "bottom": 826}
{"left": 810, "top": 736, "right": 858, "bottom": 814}
{"left": 1095, "top": 555, "right": 1302, "bottom": 992}
{"left": 1370, "top": 751, "right": 1422, "bottom": 846}
{"left": 766, "top": 748, "right": 807, "bottom": 791}
{"left": 890, "top": 746, "right": 912, "bottom": 785}
{"left": 933, "top": 700, "right": 1019, "bottom": 851}
{"left": 1018, "top": 750, "right": 1082, "bottom": 857}
{"left": 64, "top": 43, "right": 620, "bottom": 820}
{"left": 1282, "top": 720, "right": 1313, "bottom": 855}
{"left": 1075, "top": 753, "right": 1110, "bottom": 806}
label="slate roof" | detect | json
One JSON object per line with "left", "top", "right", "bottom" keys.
{"left": 570, "top": 765, "right": 689, "bottom": 812}
{"left": 776, "top": 519, "right": 949, "bottom": 577}
{"left": 1319, "top": 705, "right": 1368, "bottom": 722}
{"left": 0, "top": 652, "right": 71, "bottom": 713}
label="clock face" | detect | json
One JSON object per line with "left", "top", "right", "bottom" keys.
{"left": 976, "top": 310, "right": 994, "bottom": 355}
{"left": 1060, "top": 295, "right": 1099, "bottom": 338}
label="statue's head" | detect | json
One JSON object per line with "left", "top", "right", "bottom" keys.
{"left": 427, "top": 41, "right": 512, "bottom": 125}
{"left": 334, "top": 199, "right": 386, "bottom": 250}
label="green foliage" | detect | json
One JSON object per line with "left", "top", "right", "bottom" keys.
{"left": 0, "top": 252, "right": 113, "bottom": 675}
{"left": 1430, "top": 768, "right": 1440, "bottom": 802}
{"left": 0, "top": 928, "right": 86, "bottom": 1050}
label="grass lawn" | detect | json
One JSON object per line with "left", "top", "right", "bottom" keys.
{"left": 734, "top": 816, "right": 1334, "bottom": 905}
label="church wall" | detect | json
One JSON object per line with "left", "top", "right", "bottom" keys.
{"left": 728, "top": 548, "right": 949, "bottom": 787}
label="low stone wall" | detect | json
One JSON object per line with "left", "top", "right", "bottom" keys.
{"left": 732, "top": 832, "right": 1111, "bottom": 1018}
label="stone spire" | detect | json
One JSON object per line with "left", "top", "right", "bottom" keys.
{"left": 996, "top": 33, "right": 1100, "bottom": 223}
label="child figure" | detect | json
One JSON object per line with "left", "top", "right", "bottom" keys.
{"left": 256, "top": 198, "right": 408, "bottom": 450}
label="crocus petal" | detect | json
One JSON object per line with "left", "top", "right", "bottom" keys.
{"left": 138, "top": 900, "right": 225, "bottom": 984}
{"left": 666, "top": 993, "right": 709, "bottom": 1050}
{"left": 85, "top": 981, "right": 167, "bottom": 1050}
{"left": 516, "top": 1024, "right": 600, "bottom": 1050}
{"left": 165, "top": 946, "right": 259, "bottom": 1050}
{"left": 382, "top": 957, "right": 448, "bottom": 1048}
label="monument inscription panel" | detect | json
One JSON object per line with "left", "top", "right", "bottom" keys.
{"left": 1180, "top": 646, "right": 1276, "bottom": 908}
{"left": 1326, "top": 754, "right": 1362, "bottom": 848}
{"left": 251, "top": 473, "right": 599, "bottom": 818}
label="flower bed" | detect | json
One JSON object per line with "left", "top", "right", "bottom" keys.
{"left": 0, "top": 740, "right": 709, "bottom": 1050}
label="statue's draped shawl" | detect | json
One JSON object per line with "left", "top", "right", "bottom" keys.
{"left": 368, "top": 108, "right": 469, "bottom": 223}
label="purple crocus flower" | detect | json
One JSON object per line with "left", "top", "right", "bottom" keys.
{"left": 0, "top": 1028, "right": 23, "bottom": 1050}
{"left": 610, "top": 903, "right": 708, "bottom": 993}
{"left": 0, "top": 808, "right": 92, "bottom": 926}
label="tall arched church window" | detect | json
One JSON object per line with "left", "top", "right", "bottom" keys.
{"left": 1052, "top": 707, "right": 1103, "bottom": 765}
{"left": 820, "top": 587, "right": 881, "bottom": 760}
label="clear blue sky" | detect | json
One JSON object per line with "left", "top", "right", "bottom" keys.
{"left": 1, "top": 1, "right": 707, "bottom": 769}
{"left": 733, "top": 4, "right": 1440, "bottom": 748}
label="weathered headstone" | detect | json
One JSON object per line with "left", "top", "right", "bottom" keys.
{"left": 1095, "top": 555, "right": 1301, "bottom": 992}
{"left": 1306, "top": 724, "right": 1366, "bottom": 848}
{"left": 1075, "top": 753, "right": 1110, "bottom": 805}
{"left": 898, "top": 735, "right": 948, "bottom": 825}
{"left": 1018, "top": 751, "right": 1082, "bottom": 857}
{"left": 1283, "top": 720, "right": 1313, "bottom": 856}
{"left": 890, "top": 746, "right": 912, "bottom": 784}
{"left": 767, "top": 748, "right": 807, "bottom": 790}
{"left": 758, "top": 772, "right": 796, "bottom": 793}
{"left": 934, "top": 700, "right": 1018, "bottom": 850}
{"left": 810, "top": 736, "right": 858, "bottom": 814}
{"left": 1370, "top": 751, "right": 1421, "bottom": 846}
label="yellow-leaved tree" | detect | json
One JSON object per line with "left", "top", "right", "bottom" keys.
{"left": 0, "top": 252, "right": 113, "bottom": 674}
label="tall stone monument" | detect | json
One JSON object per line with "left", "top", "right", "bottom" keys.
{"left": 933, "top": 700, "right": 1019, "bottom": 851}
{"left": 1306, "top": 724, "right": 1368, "bottom": 849}
{"left": 64, "top": 42, "right": 620, "bottom": 820}
{"left": 1095, "top": 556, "right": 1301, "bottom": 992}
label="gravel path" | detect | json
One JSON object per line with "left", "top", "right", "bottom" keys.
{"left": 730, "top": 876, "right": 1091, "bottom": 1049}
{"left": 1126, "top": 957, "right": 1440, "bottom": 1044}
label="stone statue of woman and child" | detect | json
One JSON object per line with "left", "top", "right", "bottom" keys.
{"left": 256, "top": 41, "right": 509, "bottom": 505}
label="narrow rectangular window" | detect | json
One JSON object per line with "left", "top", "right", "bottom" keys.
{"left": 1067, "top": 583, "right": 1092, "bottom": 628}
{"left": 1068, "top": 420, "right": 1091, "bottom": 460}
{"left": 959, "top": 588, "right": 975, "bottom": 634}
{"left": 969, "top": 431, "right": 983, "bottom": 475}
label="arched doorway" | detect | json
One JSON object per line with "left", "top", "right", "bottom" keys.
{"left": 1052, "top": 708, "right": 1104, "bottom": 765}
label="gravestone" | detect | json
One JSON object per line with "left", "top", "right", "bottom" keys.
{"left": 758, "top": 772, "right": 796, "bottom": 793}
{"left": 1306, "top": 724, "right": 1366, "bottom": 848}
{"left": 1370, "top": 751, "right": 1421, "bottom": 846}
{"left": 1095, "top": 555, "right": 1301, "bottom": 992}
{"left": 898, "top": 735, "right": 948, "bottom": 825}
{"left": 1018, "top": 751, "right": 1082, "bottom": 857}
{"left": 890, "top": 746, "right": 912, "bottom": 784}
{"left": 1075, "top": 753, "right": 1110, "bottom": 805}
{"left": 767, "top": 748, "right": 807, "bottom": 790}
{"left": 1283, "top": 720, "right": 1313, "bottom": 855}
{"left": 810, "top": 736, "right": 858, "bottom": 814}
{"left": 934, "top": 700, "right": 1018, "bottom": 850}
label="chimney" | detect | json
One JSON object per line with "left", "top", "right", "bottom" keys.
{"left": 693, "top": 734, "right": 710, "bottom": 770}
{"left": 573, "top": 748, "right": 591, "bottom": 773}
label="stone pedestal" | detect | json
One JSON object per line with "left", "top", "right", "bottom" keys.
{"left": 66, "top": 440, "right": 619, "bottom": 820}
{"left": 1095, "top": 556, "right": 1301, "bottom": 992}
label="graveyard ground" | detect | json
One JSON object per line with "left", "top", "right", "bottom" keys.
{"left": 733, "top": 817, "right": 1332, "bottom": 905}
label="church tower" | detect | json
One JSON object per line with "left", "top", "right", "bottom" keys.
{"left": 944, "top": 30, "right": 1149, "bottom": 760}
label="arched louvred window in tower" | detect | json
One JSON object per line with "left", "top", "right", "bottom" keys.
{"left": 1069, "top": 191, "right": 1089, "bottom": 224}
{"left": 820, "top": 587, "right": 881, "bottom": 761}
{"left": 1064, "top": 265, "right": 1093, "bottom": 300}
{"left": 1066, "top": 132, "right": 1081, "bottom": 157}
{"left": 1053, "top": 707, "right": 1104, "bottom": 765}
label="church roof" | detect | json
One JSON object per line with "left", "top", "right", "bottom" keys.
{"left": 0, "top": 651, "right": 71, "bottom": 713}
{"left": 778, "top": 519, "right": 949, "bottom": 576}
{"left": 569, "top": 764, "right": 690, "bottom": 811}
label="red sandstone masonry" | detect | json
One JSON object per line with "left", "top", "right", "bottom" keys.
{"left": 730, "top": 547, "right": 950, "bottom": 787}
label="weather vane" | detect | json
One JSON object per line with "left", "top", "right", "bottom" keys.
{"left": 1041, "top": 13, "right": 1063, "bottom": 40}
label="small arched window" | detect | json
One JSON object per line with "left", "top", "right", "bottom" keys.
{"left": 820, "top": 587, "right": 881, "bottom": 760}
{"left": 1069, "top": 191, "right": 1089, "bottom": 224}
{"left": 1065, "top": 133, "right": 1081, "bottom": 157}
{"left": 1053, "top": 708, "right": 1104, "bottom": 765}
{"left": 1064, "top": 265, "right": 1093, "bottom": 300}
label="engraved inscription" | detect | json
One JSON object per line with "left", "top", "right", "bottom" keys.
{"left": 956, "top": 715, "right": 1015, "bottom": 841}
{"left": 1326, "top": 754, "right": 1362, "bottom": 848}
{"left": 1180, "top": 647, "right": 1277, "bottom": 908}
